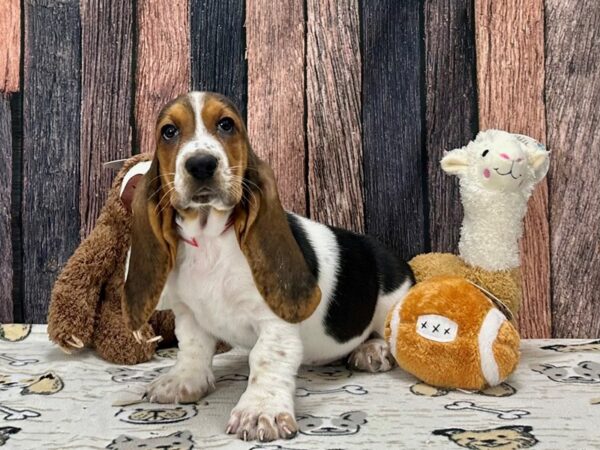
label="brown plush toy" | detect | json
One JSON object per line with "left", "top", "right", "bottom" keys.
{"left": 385, "top": 276, "right": 520, "bottom": 390}
{"left": 409, "top": 253, "right": 521, "bottom": 318}
{"left": 48, "top": 154, "right": 177, "bottom": 364}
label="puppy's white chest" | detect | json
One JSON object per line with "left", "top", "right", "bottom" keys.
{"left": 167, "top": 215, "right": 267, "bottom": 346}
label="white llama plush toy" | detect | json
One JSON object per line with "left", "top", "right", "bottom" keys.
{"left": 408, "top": 129, "right": 550, "bottom": 315}
{"left": 385, "top": 130, "right": 550, "bottom": 390}
{"left": 441, "top": 129, "right": 550, "bottom": 271}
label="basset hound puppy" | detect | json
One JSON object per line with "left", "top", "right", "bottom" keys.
{"left": 123, "top": 92, "right": 414, "bottom": 442}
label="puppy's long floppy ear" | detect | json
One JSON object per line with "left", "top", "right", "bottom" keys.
{"left": 123, "top": 157, "right": 178, "bottom": 331}
{"left": 234, "top": 151, "right": 321, "bottom": 323}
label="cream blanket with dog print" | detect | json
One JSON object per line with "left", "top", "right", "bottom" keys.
{"left": 0, "top": 325, "right": 598, "bottom": 449}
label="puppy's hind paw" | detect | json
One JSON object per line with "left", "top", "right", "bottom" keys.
{"left": 347, "top": 338, "right": 396, "bottom": 373}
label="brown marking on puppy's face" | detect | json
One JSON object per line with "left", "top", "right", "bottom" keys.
{"left": 123, "top": 92, "right": 321, "bottom": 331}
{"left": 155, "top": 92, "right": 248, "bottom": 214}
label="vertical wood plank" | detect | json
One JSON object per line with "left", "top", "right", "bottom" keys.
{"left": 9, "top": 94, "right": 23, "bottom": 323}
{"left": 425, "top": 0, "right": 478, "bottom": 253}
{"left": 0, "top": 0, "right": 19, "bottom": 322}
{"left": 307, "top": 0, "right": 363, "bottom": 230}
{"left": 23, "top": 0, "right": 81, "bottom": 323}
{"left": 475, "top": 0, "right": 550, "bottom": 338}
{"left": 361, "top": 1, "right": 425, "bottom": 258}
{"left": 546, "top": 0, "right": 600, "bottom": 338}
{"left": 246, "top": 0, "right": 305, "bottom": 213}
{"left": 0, "top": 99, "right": 13, "bottom": 322}
{"left": 191, "top": 0, "right": 246, "bottom": 118}
{"left": 135, "top": 0, "right": 190, "bottom": 154}
{"left": 0, "top": 0, "right": 20, "bottom": 93}
{"left": 80, "top": 0, "right": 133, "bottom": 237}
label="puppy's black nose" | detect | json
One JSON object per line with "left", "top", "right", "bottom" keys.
{"left": 185, "top": 154, "right": 218, "bottom": 180}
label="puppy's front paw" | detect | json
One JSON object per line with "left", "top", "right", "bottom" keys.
{"left": 227, "top": 391, "right": 297, "bottom": 442}
{"left": 347, "top": 338, "right": 396, "bottom": 372}
{"left": 146, "top": 367, "right": 215, "bottom": 404}
{"left": 227, "top": 407, "right": 297, "bottom": 442}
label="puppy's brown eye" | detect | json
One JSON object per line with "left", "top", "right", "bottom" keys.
{"left": 161, "top": 124, "right": 179, "bottom": 141}
{"left": 482, "top": 149, "right": 490, "bottom": 157}
{"left": 217, "top": 117, "right": 235, "bottom": 134}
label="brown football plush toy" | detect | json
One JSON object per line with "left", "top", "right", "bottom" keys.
{"left": 48, "top": 154, "right": 177, "bottom": 364}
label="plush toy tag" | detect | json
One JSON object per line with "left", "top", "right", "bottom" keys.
{"left": 466, "top": 280, "right": 514, "bottom": 322}
{"left": 119, "top": 160, "right": 152, "bottom": 213}
{"left": 120, "top": 175, "right": 143, "bottom": 213}
{"left": 103, "top": 158, "right": 128, "bottom": 170}
{"left": 416, "top": 314, "right": 458, "bottom": 343}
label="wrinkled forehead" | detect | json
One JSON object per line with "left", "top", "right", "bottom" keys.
{"left": 156, "top": 92, "right": 244, "bottom": 134}
{"left": 157, "top": 95, "right": 194, "bottom": 128}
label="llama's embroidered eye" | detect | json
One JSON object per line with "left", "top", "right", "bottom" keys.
{"left": 482, "top": 149, "right": 490, "bottom": 157}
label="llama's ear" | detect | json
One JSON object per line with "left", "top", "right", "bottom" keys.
{"left": 528, "top": 148, "right": 550, "bottom": 182}
{"left": 513, "top": 133, "right": 550, "bottom": 183}
{"left": 441, "top": 147, "right": 469, "bottom": 175}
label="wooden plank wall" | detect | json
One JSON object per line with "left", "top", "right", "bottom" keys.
{"left": 307, "top": 0, "right": 363, "bottom": 230}
{"left": 0, "top": 0, "right": 20, "bottom": 323}
{"left": 191, "top": 0, "right": 246, "bottom": 117}
{"left": 246, "top": 0, "right": 305, "bottom": 214}
{"left": 0, "top": 0, "right": 598, "bottom": 338}
{"left": 475, "top": 0, "right": 551, "bottom": 338}
{"left": 0, "top": 99, "right": 13, "bottom": 323}
{"left": 362, "top": 1, "right": 425, "bottom": 259}
{"left": 80, "top": 0, "right": 133, "bottom": 237}
{"left": 424, "top": 0, "right": 478, "bottom": 254}
{"left": 546, "top": 0, "right": 600, "bottom": 338}
{"left": 22, "top": 0, "right": 82, "bottom": 323}
{"left": 135, "top": 0, "right": 190, "bottom": 155}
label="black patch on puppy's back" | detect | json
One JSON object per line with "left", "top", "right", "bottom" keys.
{"left": 325, "top": 227, "right": 413, "bottom": 342}
{"left": 369, "top": 239, "right": 415, "bottom": 293}
{"left": 286, "top": 213, "right": 319, "bottom": 279}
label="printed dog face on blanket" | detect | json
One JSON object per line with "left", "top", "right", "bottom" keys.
{"left": 541, "top": 340, "right": 600, "bottom": 353}
{"left": 433, "top": 425, "right": 538, "bottom": 450}
{"left": 0, "top": 324, "right": 31, "bottom": 342}
{"left": 115, "top": 404, "right": 197, "bottom": 425}
{"left": 296, "top": 411, "right": 367, "bottom": 436}
{"left": 0, "top": 372, "right": 63, "bottom": 395}
{"left": 297, "top": 365, "right": 352, "bottom": 382}
{"left": 108, "top": 366, "right": 170, "bottom": 383}
{"left": 106, "top": 431, "right": 193, "bottom": 450}
{"left": 532, "top": 361, "right": 600, "bottom": 384}
{"left": 0, "top": 427, "right": 20, "bottom": 446}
